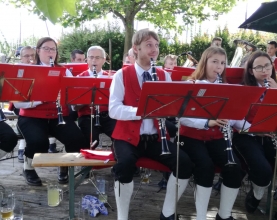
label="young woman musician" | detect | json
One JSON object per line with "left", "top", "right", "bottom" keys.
{"left": 232, "top": 51, "right": 277, "bottom": 213}
{"left": 179, "top": 46, "right": 245, "bottom": 220}
{"left": 15, "top": 37, "right": 87, "bottom": 186}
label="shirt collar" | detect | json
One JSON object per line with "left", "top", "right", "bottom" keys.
{"left": 135, "top": 62, "right": 152, "bottom": 76}
{"left": 88, "top": 68, "right": 103, "bottom": 76}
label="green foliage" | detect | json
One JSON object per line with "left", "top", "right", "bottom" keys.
{"left": 58, "top": 23, "right": 125, "bottom": 70}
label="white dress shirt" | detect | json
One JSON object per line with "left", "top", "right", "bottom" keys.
{"left": 109, "top": 62, "right": 171, "bottom": 135}
{"left": 179, "top": 79, "right": 251, "bottom": 132}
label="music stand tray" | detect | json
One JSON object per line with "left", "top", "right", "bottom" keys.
{"left": 137, "top": 82, "right": 266, "bottom": 120}
{"left": 242, "top": 89, "right": 277, "bottom": 134}
{"left": 60, "top": 76, "right": 112, "bottom": 105}
{"left": 0, "top": 63, "right": 65, "bottom": 102}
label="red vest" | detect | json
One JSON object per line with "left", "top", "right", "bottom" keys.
{"left": 180, "top": 124, "right": 223, "bottom": 141}
{"left": 77, "top": 70, "right": 109, "bottom": 117}
{"left": 19, "top": 102, "right": 69, "bottom": 119}
{"left": 112, "top": 65, "right": 166, "bottom": 146}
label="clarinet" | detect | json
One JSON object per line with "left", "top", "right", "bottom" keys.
{"left": 150, "top": 58, "right": 171, "bottom": 155}
{"left": 50, "top": 57, "right": 66, "bottom": 125}
{"left": 217, "top": 73, "right": 236, "bottom": 166}
{"left": 92, "top": 65, "right": 101, "bottom": 127}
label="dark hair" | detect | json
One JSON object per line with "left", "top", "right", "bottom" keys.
{"left": 71, "top": 49, "right": 85, "bottom": 60}
{"left": 243, "top": 51, "right": 276, "bottom": 86}
{"left": 35, "top": 37, "right": 59, "bottom": 65}
{"left": 268, "top": 40, "right": 277, "bottom": 48}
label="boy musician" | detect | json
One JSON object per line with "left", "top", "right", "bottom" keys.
{"left": 109, "top": 28, "right": 193, "bottom": 220}
{"left": 75, "top": 46, "right": 116, "bottom": 149}
{"left": 266, "top": 40, "right": 277, "bottom": 63}
{"left": 70, "top": 49, "right": 86, "bottom": 63}
{"left": 211, "top": 37, "right": 222, "bottom": 47}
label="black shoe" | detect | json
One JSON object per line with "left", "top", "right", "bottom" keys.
{"left": 58, "top": 167, "right": 68, "bottom": 184}
{"left": 18, "top": 149, "right": 24, "bottom": 163}
{"left": 215, "top": 213, "right": 235, "bottom": 220}
{"left": 22, "top": 169, "right": 42, "bottom": 186}
{"left": 48, "top": 143, "right": 59, "bottom": 153}
{"left": 160, "top": 212, "right": 175, "bottom": 220}
{"left": 245, "top": 187, "right": 261, "bottom": 213}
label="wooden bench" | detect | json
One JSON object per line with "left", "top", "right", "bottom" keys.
{"left": 32, "top": 153, "right": 116, "bottom": 219}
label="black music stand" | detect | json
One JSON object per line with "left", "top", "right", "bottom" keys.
{"left": 136, "top": 81, "right": 266, "bottom": 220}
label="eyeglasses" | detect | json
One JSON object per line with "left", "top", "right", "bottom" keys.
{"left": 40, "top": 46, "right": 57, "bottom": 53}
{"left": 87, "top": 56, "right": 104, "bottom": 60}
{"left": 22, "top": 54, "right": 35, "bottom": 58}
{"left": 253, "top": 63, "right": 272, "bottom": 72}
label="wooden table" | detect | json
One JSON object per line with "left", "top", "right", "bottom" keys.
{"left": 32, "top": 153, "right": 116, "bottom": 219}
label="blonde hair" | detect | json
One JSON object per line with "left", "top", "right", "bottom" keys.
{"left": 163, "top": 54, "right": 177, "bottom": 62}
{"left": 132, "top": 28, "right": 159, "bottom": 46}
{"left": 189, "top": 46, "right": 227, "bottom": 82}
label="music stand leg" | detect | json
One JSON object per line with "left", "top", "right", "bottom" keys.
{"left": 69, "top": 166, "right": 75, "bottom": 219}
{"left": 174, "top": 119, "right": 181, "bottom": 220}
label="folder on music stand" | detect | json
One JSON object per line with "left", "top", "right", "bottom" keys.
{"left": 241, "top": 89, "right": 277, "bottom": 134}
{"left": 60, "top": 76, "right": 112, "bottom": 105}
{"left": 61, "top": 63, "right": 88, "bottom": 76}
{"left": 226, "top": 67, "right": 244, "bottom": 84}
{"left": 0, "top": 63, "right": 65, "bottom": 102}
{"left": 136, "top": 82, "right": 266, "bottom": 120}
{"left": 170, "top": 66, "right": 195, "bottom": 81}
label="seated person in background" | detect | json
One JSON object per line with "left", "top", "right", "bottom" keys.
{"left": 75, "top": 46, "right": 116, "bottom": 149}
{"left": 266, "top": 40, "right": 277, "bottom": 63}
{"left": 127, "top": 48, "right": 136, "bottom": 64}
{"left": 211, "top": 37, "right": 222, "bottom": 47}
{"left": 123, "top": 52, "right": 130, "bottom": 64}
{"left": 163, "top": 54, "right": 177, "bottom": 70}
{"left": 70, "top": 49, "right": 86, "bottom": 63}
{"left": 20, "top": 46, "right": 35, "bottom": 64}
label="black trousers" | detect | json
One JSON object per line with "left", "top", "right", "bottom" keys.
{"left": 179, "top": 135, "right": 243, "bottom": 188}
{"left": 17, "top": 116, "right": 88, "bottom": 158}
{"left": 78, "top": 112, "right": 116, "bottom": 149}
{"left": 112, "top": 138, "right": 193, "bottom": 183}
{"left": 0, "top": 122, "right": 18, "bottom": 152}
{"left": 233, "top": 133, "right": 274, "bottom": 187}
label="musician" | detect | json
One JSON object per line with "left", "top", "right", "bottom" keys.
{"left": 232, "top": 51, "right": 277, "bottom": 213}
{"left": 15, "top": 37, "right": 87, "bottom": 186}
{"left": 127, "top": 48, "right": 135, "bottom": 64}
{"left": 75, "top": 46, "right": 116, "bottom": 149}
{"left": 266, "top": 40, "right": 277, "bottom": 63}
{"left": 20, "top": 46, "right": 35, "bottom": 64}
{"left": 109, "top": 28, "right": 193, "bottom": 220}
{"left": 211, "top": 37, "right": 222, "bottom": 47}
{"left": 70, "top": 49, "right": 86, "bottom": 63}
{"left": 179, "top": 47, "right": 245, "bottom": 220}
{"left": 123, "top": 52, "right": 130, "bottom": 64}
{"left": 163, "top": 54, "right": 177, "bottom": 70}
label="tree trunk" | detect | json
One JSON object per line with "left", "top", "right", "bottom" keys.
{"left": 123, "top": 15, "right": 134, "bottom": 56}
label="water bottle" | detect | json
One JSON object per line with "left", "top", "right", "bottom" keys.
{"left": 96, "top": 177, "right": 105, "bottom": 194}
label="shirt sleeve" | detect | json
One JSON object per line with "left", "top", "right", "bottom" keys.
{"left": 13, "top": 101, "right": 42, "bottom": 109}
{"left": 230, "top": 119, "right": 251, "bottom": 132}
{"left": 179, "top": 117, "right": 207, "bottom": 129}
{"left": 109, "top": 69, "right": 141, "bottom": 120}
